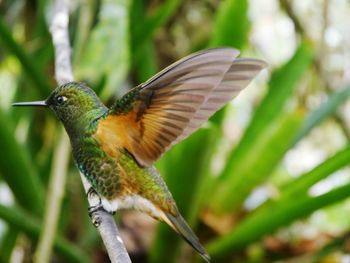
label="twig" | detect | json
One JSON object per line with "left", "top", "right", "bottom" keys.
{"left": 279, "top": 0, "right": 305, "bottom": 36}
{"left": 35, "top": 128, "right": 70, "bottom": 263}
{"left": 49, "top": 0, "right": 74, "bottom": 85}
{"left": 80, "top": 175, "right": 131, "bottom": 262}
{"left": 46, "top": 0, "right": 131, "bottom": 262}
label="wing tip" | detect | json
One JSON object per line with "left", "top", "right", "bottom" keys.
{"left": 235, "top": 57, "right": 268, "bottom": 69}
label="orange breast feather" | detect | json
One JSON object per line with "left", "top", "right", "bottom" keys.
{"left": 94, "top": 113, "right": 140, "bottom": 158}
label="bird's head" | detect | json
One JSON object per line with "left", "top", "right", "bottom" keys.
{"left": 13, "top": 82, "right": 107, "bottom": 135}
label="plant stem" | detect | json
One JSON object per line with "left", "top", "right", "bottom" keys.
{"left": 34, "top": 129, "right": 70, "bottom": 263}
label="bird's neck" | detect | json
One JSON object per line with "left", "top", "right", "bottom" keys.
{"left": 64, "top": 108, "right": 107, "bottom": 147}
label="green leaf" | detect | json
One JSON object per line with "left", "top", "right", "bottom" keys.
{"left": 131, "top": 0, "right": 181, "bottom": 50}
{"left": 238, "top": 41, "right": 313, "bottom": 146}
{"left": 0, "top": 228, "right": 18, "bottom": 263}
{"left": 0, "top": 204, "right": 91, "bottom": 263}
{"left": 209, "top": 108, "right": 304, "bottom": 213}
{"left": 220, "top": 42, "right": 313, "bottom": 181}
{"left": 0, "top": 108, "right": 44, "bottom": 215}
{"left": 132, "top": 39, "right": 158, "bottom": 82}
{"left": 0, "top": 17, "right": 51, "bottom": 96}
{"left": 77, "top": 0, "right": 131, "bottom": 100}
{"left": 294, "top": 84, "right": 350, "bottom": 142}
{"left": 313, "top": 235, "right": 349, "bottom": 263}
{"left": 130, "top": 0, "right": 180, "bottom": 82}
{"left": 207, "top": 42, "right": 313, "bottom": 214}
{"left": 72, "top": 0, "right": 97, "bottom": 67}
{"left": 210, "top": 0, "right": 249, "bottom": 48}
{"left": 207, "top": 182, "right": 350, "bottom": 260}
{"left": 281, "top": 145, "right": 350, "bottom": 199}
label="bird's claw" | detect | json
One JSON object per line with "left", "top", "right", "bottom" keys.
{"left": 87, "top": 187, "right": 103, "bottom": 227}
{"left": 86, "top": 187, "right": 115, "bottom": 227}
{"left": 88, "top": 204, "right": 104, "bottom": 227}
{"left": 87, "top": 187, "right": 98, "bottom": 199}
{"left": 88, "top": 203, "right": 103, "bottom": 217}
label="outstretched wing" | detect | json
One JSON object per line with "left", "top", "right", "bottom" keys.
{"left": 96, "top": 48, "right": 266, "bottom": 166}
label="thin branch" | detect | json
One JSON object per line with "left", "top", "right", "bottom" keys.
{"left": 49, "top": 0, "right": 74, "bottom": 85}
{"left": 80, "top": 175, "right": 131, "bottom": 262}
{"left": 46, "top": 0, "right": 131, "bottom": 262}
{"left": 279, "top": 0, "right": 305, "bottom": 36}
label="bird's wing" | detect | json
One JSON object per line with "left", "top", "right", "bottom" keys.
{"left": 98, "top": 48, "right": 266, "bottom": 166}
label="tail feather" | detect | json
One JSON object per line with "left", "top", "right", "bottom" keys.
{"left": 163, "top": 212, "right": 210, "bottom": 262}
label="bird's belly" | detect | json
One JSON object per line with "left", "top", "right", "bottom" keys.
{"left": 101, "top": 195, "right": 161, "bottom": 219}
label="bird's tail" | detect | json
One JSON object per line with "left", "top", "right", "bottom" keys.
{"left": 161, "top": 211, "right": 210, "bottom": 262}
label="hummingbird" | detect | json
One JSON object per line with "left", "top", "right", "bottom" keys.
{"left": 13, "top": 48, "right": 266, "bottom": 262}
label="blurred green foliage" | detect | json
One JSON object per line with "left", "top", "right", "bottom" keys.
{"left": 0, "top": 0, "right": 350, "bottom": 263}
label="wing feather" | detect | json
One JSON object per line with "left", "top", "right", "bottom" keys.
{"left": 97, "top": 48, "right": 266, "bottom": 166}
{"left": 172, "top": 58, "right": 267, "bottom": 146}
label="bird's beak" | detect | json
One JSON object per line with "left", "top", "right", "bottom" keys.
{"left": 12, "top": 100, "right": 47, "bottom": 107}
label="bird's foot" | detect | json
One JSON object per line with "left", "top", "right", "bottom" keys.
{"left": 88, "top": 204, "right": 104, "bottom": 227}
{"left": 86, "top": 187, "right": 116, "bottom": 227}
{"left": 87, "top": 187, "right": 103, "bottom": 227}
{"left": 86, "top": 187, "right": 100, "bottom": 200}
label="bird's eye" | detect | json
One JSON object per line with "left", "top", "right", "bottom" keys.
{"left": 56, "top": 95, "right": 67, "bottom": 105}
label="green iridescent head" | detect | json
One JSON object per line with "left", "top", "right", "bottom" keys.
{"left": 13, "top": 82, "right": 107, "bottom": 135}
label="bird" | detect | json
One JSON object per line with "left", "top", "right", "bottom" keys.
{"left": 13, "top": 48, "right": 266, "bottom": 262}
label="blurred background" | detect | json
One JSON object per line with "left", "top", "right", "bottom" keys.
{"left": 1, "top": 0, "right": 350, "bottom": 262}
